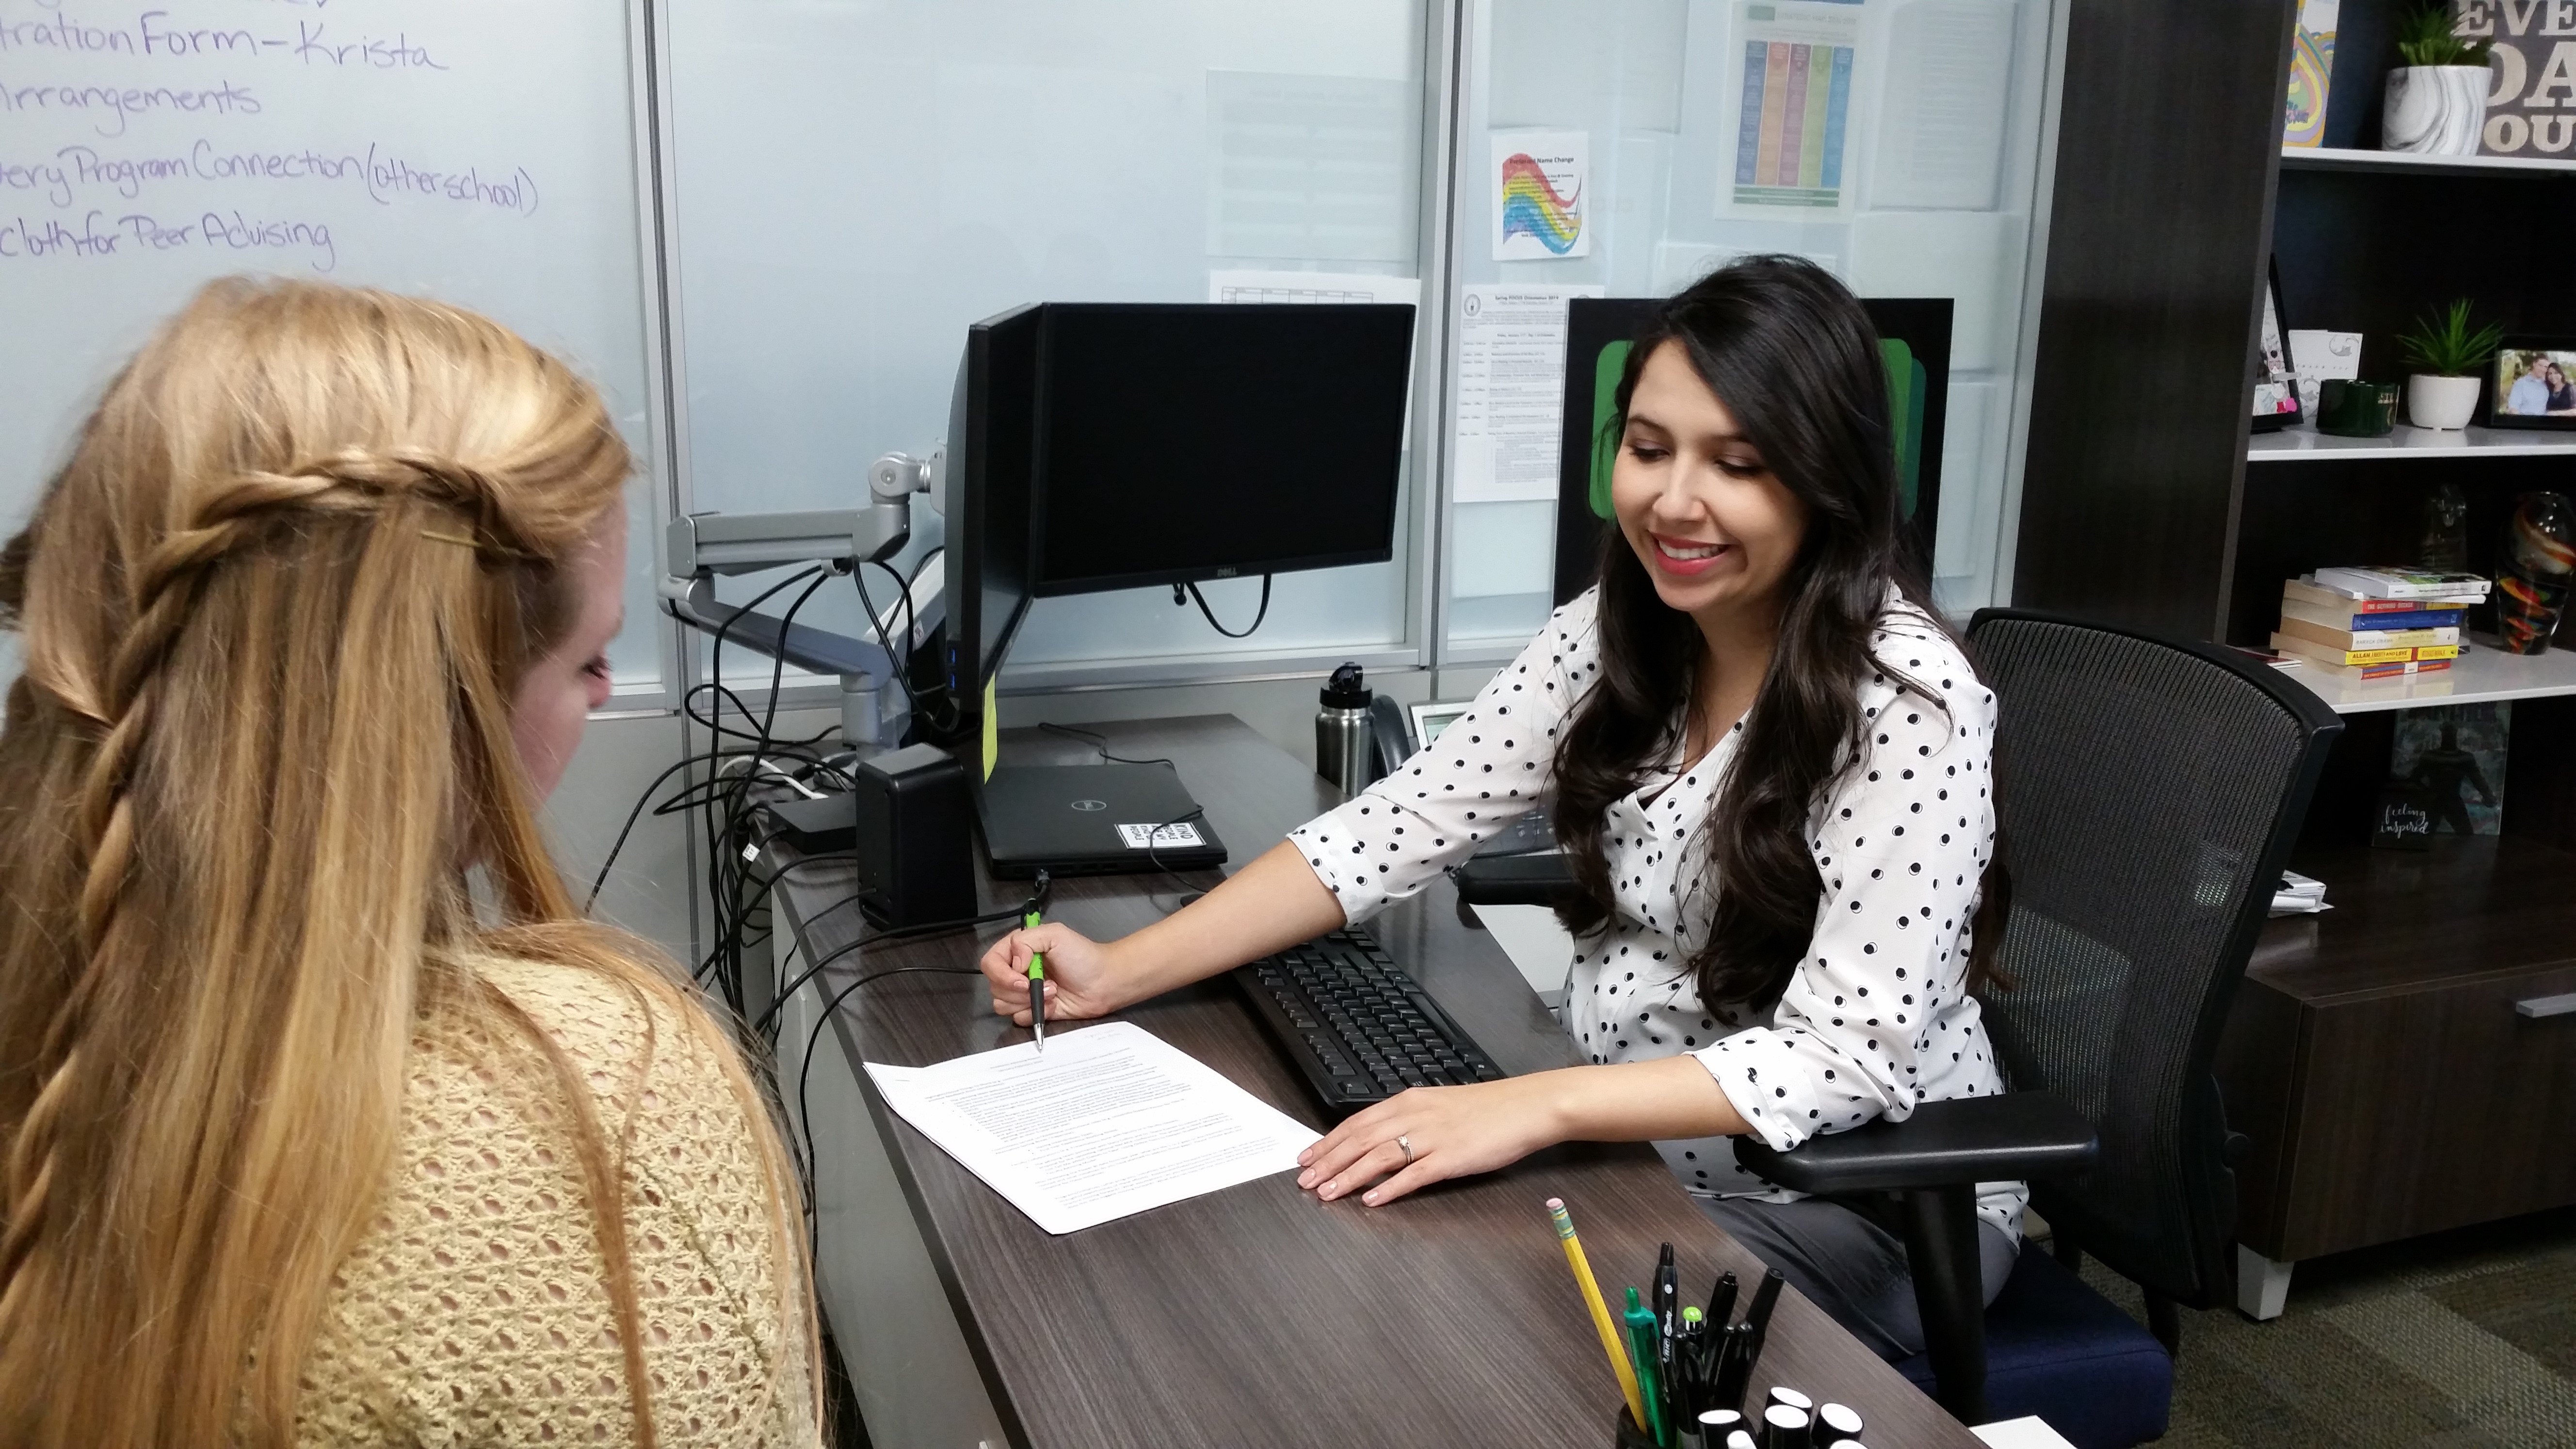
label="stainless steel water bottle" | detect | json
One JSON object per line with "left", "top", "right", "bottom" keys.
{"left": 1315, "top": 662, "right": 1372, "bottom": 795}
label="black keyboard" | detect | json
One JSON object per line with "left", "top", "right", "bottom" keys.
{"left": 1233, "top": 929, "right": 1506, "bottom": 1116}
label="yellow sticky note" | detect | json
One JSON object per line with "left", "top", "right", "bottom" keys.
{"left": 981, "top": 677, "right": 998, "bottom": 782}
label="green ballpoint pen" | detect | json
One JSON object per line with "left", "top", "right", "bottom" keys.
{"left": 1624, "top": 1286, "right": 1667, "bottom": 1447}
{"left": 1024, "top": 909, "right": 1046, "bottom": 1050}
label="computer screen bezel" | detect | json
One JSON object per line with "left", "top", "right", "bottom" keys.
{"left": 943, "top": 303, "right": 1043, "bottom": 714}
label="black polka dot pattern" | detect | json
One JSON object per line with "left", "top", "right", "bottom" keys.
{"left": 1283, "top": 587, "right": 2025, "bottom": 1240}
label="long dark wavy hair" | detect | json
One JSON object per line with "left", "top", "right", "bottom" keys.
{"left": 1551, "top": 256, "right": 2005, "bottom": 1008}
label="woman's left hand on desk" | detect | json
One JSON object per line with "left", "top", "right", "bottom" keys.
{"left": 1296, "top": 1077, "right": 1565, "bottom": 1207}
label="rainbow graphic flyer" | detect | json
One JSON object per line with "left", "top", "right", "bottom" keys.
{"left": 1490, "top": 129, "right": 1589, "bottom": 261}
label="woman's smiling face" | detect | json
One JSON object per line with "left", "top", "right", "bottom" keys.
{"left": 1609, "top": 339, "right": 1810, "bottom": 624}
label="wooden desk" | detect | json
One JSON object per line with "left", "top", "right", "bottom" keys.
{"left": 769, "top": 715, "right": 1974, "bottom": 1449}
{"left": 2218, "top": 835, "right": 2576, "bottom": 1318}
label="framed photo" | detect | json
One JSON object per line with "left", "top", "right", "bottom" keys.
{"left": 2486, "top": 337, "right": 2576, "bottom": 428}
{"left": 2251, "top": 258, "right": 2302, "bottom": 433}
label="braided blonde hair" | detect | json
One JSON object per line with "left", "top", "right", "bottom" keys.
{"left": 0, "top": 278, "right": 815, "bottom": 1447}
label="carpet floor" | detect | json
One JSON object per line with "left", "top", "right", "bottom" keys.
{"left": 2069, "top": 1206, "right": 2576, "bottom": 1448}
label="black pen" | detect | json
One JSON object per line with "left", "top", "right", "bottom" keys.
{"left": 1739, "top": 1268, "right": 1784, "bottom": 1385}
{"left": 1706, "top": 1269, "right": 1739, "bottom": 1330}
{"left": 1655, "top": 1243, "right": 1679, "bottom": 1434}
{"left": 1711, "top": 1321, "right": 1753, "bottom": 1411}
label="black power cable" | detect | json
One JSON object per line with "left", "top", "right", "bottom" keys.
{"left": 786, "top": 875, "right": 1050, "bottom": 1242}
{"left": 1182, "top": 574, "right": 1272, "bottom": 639}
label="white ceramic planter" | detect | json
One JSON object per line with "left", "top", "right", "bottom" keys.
{"left": 2408, "top": 373, "right": 2482, "bottom": 430}
{"left": 2384, "top": 66, "right": 2491, "bottom": 155}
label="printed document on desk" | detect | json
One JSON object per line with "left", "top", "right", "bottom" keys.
{"left": 864, "top": 1021, "right": 1321, "bottom": 1235}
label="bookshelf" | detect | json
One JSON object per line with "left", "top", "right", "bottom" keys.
{"left": 2273, "top": 636, "right": 2576, "bottom": 714}
{"left": 2247, "top": 422, "right": 2576, "bottom": 461}
{"left": 2278, "top": 144, "right": 2576, "bottom": 177}
{"left": 2016, "top": 0, "right": 2576, "bottom": 1323}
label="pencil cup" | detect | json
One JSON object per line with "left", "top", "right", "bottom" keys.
{"left": 1613, "top": 1406, "right": 1656, "bottom": 1448}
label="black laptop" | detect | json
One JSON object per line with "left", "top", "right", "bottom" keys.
{"left": 974, "top": 761, "right": 1228, "bottom": 878}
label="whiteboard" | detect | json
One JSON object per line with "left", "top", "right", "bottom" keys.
{"left": 659, "top": 0, "right": 1433, "bottom": 683}
{"left": 0, "top": 0, "right": 664, "bottom": 683}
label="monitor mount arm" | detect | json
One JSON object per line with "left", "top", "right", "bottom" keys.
{"left": 658, "top": 450, "right": 946, "bottom": 750}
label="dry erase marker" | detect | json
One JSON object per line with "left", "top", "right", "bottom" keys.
{"left": 1547, "top": 1198, "right": 1647, "bottom": 1433}
{"left": 1023, "top": 909, "right": 1046, "bottom": 1050}
{"left": 1739, "top": 1267, "right": 1784, "bottom": 1381}
{"left": 1697, "top": 1408, "right": 1745, "bottom": 1441}
{"left": 1760, "top": 1402, "right": 1811, "bottom": 1449}
{"left": 1816, "top": 1403, "right": 1862, "bottom": 1441}
{"left": 1706, "top": 1270, "right": 1739, "bottom": 1330}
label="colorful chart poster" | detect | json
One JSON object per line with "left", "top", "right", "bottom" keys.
{"left": 1490, "top": 130, "right": 1591, "bottom": 260}
{"left": 1727, "top": 3, "right": 1861, "bottom": 211}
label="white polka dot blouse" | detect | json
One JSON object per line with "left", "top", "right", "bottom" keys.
{"left": 1286, "top": 585, "right": 2023, "bottom": 1239}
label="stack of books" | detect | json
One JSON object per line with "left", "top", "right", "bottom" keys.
{"left": 2270, "top": 569, "right": 2489, "bottom": 682}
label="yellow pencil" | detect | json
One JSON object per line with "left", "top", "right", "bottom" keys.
{"left": 1547, "top": 1196, "right": 1646, "bottom": 1431}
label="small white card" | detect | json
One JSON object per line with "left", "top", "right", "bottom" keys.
{"left": 1117, "top": 821, "right": 1206, "bottom": 849}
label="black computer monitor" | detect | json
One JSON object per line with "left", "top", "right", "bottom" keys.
{"left": 1028, "top": 304, "right": 1414, "bottom": 597}
{"left": 942, "top": 304, "right": 1042, "bottom": 715}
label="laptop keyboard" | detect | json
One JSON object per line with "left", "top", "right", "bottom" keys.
{"left": 1233, "top": 929, "right": 1505, "bottom": 1115}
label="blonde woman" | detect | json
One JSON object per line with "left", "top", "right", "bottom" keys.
{"left": 0, "top": 279, "right": 820, "bottom": 1448}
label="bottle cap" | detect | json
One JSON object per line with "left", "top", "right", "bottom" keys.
{"left": 1320, "top": 661, "right": 1368, "bottom": 708}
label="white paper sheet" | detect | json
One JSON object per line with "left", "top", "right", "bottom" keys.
{"left": 864, "top": 1021, "right": 1320, "bottom": 1236}
{"left": 1871, "top": 0, "right": 2018, "bottom": 211}
{"left": 1452, "top": 283, "right": 1607, "bottom": 504}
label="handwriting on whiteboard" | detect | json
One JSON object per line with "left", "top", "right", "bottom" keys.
{"left": 0, "top": 2, "right": 535, "bottom": 273}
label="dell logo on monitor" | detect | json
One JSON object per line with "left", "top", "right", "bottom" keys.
{"left": 1070, "top": 799, "right": 1107, "bottom": 812}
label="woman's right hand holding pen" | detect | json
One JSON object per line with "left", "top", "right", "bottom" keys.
{"left": 981, "top": 923, "right": 1133, "bottom": 1026}
{"left": 978, "top": 840, "right": 1354, "bottom": 1030}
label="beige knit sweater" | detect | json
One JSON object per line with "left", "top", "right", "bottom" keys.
{"left": 294, "top": 958, "right": 820, "bottom": 1448}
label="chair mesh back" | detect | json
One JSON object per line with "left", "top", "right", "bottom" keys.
{"left": 1968, "top": 615, "right": 2322, "bottom": 1302}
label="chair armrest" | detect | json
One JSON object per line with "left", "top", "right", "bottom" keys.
{"left": 1731, "top": 1091, "right": 2098, "bottom": 1193}
{"left": 1448, "top": 851, "right": 1579, "bottom": 907}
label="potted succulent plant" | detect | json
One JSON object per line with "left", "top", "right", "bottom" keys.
{"left": 2396, "top": 298, "right": 2502, "bottom": 430}
{"left": 2385, "top": 3, "right": 2495, "bottom": 155}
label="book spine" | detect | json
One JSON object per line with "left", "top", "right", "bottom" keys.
{"left": 2346, "top": 659, "right": 2451, "bottom": 680}
{"left": 2271, "top": 634, "right": 2418, "bottom": 666}
{"left": 2282, "top": 580, "right": 2458, "bottom": 613}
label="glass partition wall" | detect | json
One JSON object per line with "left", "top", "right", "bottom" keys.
{"left": 1439, "top": 0, "right": 2061, "bottom": 657}
{"left": 655, "top": 0, "right": 2060, "bottom": 692}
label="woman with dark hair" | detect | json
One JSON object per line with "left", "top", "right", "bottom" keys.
{"left": 979, "top": 256, "right": 2014, "bottom": 1358}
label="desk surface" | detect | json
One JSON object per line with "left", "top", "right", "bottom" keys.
{"left": 774, "top": 715, "right": 1976, "bottom": 1449}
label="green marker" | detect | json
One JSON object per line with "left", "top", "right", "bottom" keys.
{"left": 1024, "top": 909, "right": 1046, "bottom": 1051}
{"left": 1624, "top": 1286, "right": 1668, "bottom": 1447}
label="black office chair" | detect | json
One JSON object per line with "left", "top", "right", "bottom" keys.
{"left": 1732, "top": 610, "right": 2343, "bottom": 1438}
